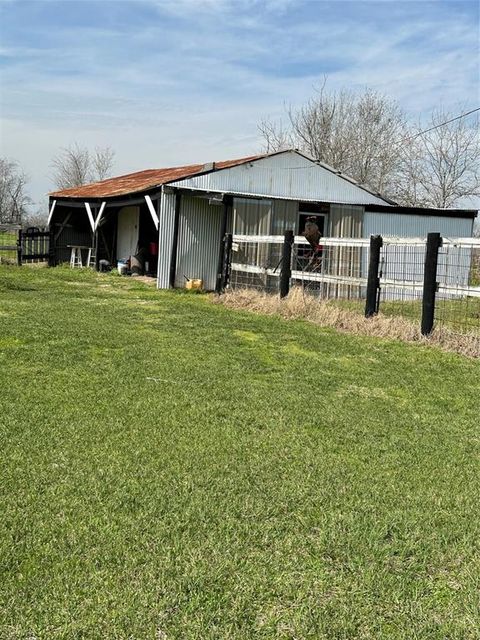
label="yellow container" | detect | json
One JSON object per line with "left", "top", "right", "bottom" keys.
{"left": 185, "top": 278, "right": 203, "bottom": 290}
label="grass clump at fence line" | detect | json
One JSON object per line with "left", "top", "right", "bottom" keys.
{"left": 216, "top": 287, "right": 480, "bottom": 358}
{"left": 333, "top": 296, "right": 480, "bottom": 337}
{"left": 1, "top": 265, "right": 480, "bottom": 639}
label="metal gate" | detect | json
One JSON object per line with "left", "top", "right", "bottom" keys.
{"left": 19, "top": 228, "right": 53, "bottom": 265}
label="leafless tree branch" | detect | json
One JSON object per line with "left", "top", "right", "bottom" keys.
{"left": 0, "top": 158, "right": 31, "bottom": 223}
{"left": 50, "top": 143, "right": 115, "bottom": 190}
{"left": 396, "top": 109, "right": 480, "bottom": 208}
{"left": 259, "top": 86, "right": 480, "bottom": 208}
{"left": 259, "top": 84, "right": 407, "bottom": 197}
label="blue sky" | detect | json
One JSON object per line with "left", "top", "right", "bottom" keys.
{"left": 0, "top": 0, "right": 479, "bottom": 210}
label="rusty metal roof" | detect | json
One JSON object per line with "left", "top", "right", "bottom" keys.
{"left": 49, "top": 154, "right": 265, "bottom": 199}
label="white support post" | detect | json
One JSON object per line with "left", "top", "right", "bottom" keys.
{"left": 145, "top": 195, "right": 159, "bottom": 230}
{"left": 94, "top": 201, "right": 106, "bottom": 231}
{"left": 47, "top": 200, "right": 57, "bottom": 227}
{"left": 84, "top": 202, "right": 95, "bottom": 233}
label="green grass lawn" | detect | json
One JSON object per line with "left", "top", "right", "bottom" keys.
{"left": 1, "top": 266, "right": 479, "bottom": 639}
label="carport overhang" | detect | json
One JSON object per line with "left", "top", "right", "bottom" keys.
{"left": 48, "top": 185, "right": 165, "bottom": 233}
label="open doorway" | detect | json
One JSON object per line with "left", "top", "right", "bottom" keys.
{"left": 297, "top": 202, "right": 329, "bottom": 236}
{"left": 117, "top": 206, "right": 139, "bottom": 261}
{"left": 297, "top": 203, "right": 329, "bottom": 264}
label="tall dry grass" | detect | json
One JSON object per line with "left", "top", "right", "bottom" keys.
{"left": 214, "top": 287, "right": 480, "bottom": 358}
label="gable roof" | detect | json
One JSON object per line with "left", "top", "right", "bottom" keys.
{"left": 49, "top": 154, "right": 265, "bottom": 199}
{"left": 166, "top": 149, "right": 394, "bottom": 206}
{"left": 49, "top": 149, "right": 394, "bottom": 206}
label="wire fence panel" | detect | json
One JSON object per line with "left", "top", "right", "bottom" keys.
{"left": 291, "top": 242, "right": 367, "bottom": 301}
{"left": 435, "top": 241, "right": 480, "bottom": 337}
{"left": 229, "top": 233, "right": 480, "bottom": 344}
{"left": 230, "top": 240, "right": 282, "bottom": 294}
{"left": 231, "top": 235, "right": 371, "bottom": 304}
{"left": 377, "top": 241, "right": 426, "bottom": 323}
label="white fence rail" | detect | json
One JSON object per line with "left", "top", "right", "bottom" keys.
{"left": 233, "top": 234, "right": 480, "bottom": 248}
{"left": 230, "top": 233, "right": 480, "bottom": 300}
{"left": 227, "top": 232, "right": 479, "bottom": 338}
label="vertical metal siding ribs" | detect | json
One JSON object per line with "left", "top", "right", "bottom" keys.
{"left": 157, "top": 190, "right": 177, "bottom": 289}
{"left": 175, "top": 195, "right": 224, "bottom": 291}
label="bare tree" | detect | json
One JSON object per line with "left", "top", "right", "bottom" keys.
{"left": 51, "top": 143, "right": 90, "bottom": 190}
{"left": 399, "top": 110, "right": 480, "bottom": 208}
{"left": 257, "top": 117, "right": 293, "bottom": 153}
{"left": 390, "top": 140, "right": 428, "bottom": 207}
{"left": 259, "top": 84, "right": 407, "bottom": 196}
{"left": 0, "top": 158, "right": 31, "bottom": 223}
{"left": 51, "top": 143, "right": 115, "bottom": 190}
{"left": 260, "top": 87, "right": 480, "bottom": 209}
{"left": 22, "top": 208, "right": 49, "bottom": 229}
{"left": 93, "top": 146, "right": 116, "bottom": 181}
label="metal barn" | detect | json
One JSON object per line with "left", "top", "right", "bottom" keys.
{"left": 48, "top": 150, "right": 477, "bottom": 290}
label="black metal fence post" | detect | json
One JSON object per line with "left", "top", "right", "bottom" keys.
{"left": 17, "top": 229, "right": 22, "bottom": 266}
{"left": 280, "top": 229, "right": 294, "bottom": 299}
{"left": 221, "top": 232, "right": 233, "bottom": 292}
{"left": 421, "top": 232, "right": 442, "bottom": 336}
{"left": 215, "top": 200, "right": 230, "bottom": 294}
{"left": 215, "top": 233, "right": 233, "bottom": 295}
{"left": 365, "top": 235, "right": 383, "bottom": 317}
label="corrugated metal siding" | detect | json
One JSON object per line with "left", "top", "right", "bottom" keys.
{"left": 327, "top": 205, "right": 364, "bottom": 298}
{"left": 157, "top": 190, "right": 176, "bottom": 288}
{"left": 272, "top": 199, "right": 298, "bottom": 233}
{"left": 232, "top": 198, "right": 272, "bottom": 270}
{"left": 232, "top": 197, "right": 298, "bottom": 235}
{"left": 363, "top": 212, "right": 473, "bottom": 238}
{"left": 364, "top": 213, "right": 474, "bottom": 295}
{"left": 175, "top": 195, "right": 223, "bottom": 290}
{"left": 168, "top": 151, "right": 389, "bottom": 206}
{"left": 329, "top": 204, "right": 363, "bottom": 237}
{"left": 233, "top": 198, "right": 272, "bottom": 235}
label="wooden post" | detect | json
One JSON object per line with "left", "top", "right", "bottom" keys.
{"left": 215, "top": 200, "right": 229, "bottom": 294}
{"left": 169, "top": 191, "right": 181, "bottom": 288}
{"left": 421, "top": 232, "right": 442, "bottom": 336}
{"left": 280, "top": 229, "right": 294, "bottom": 298}
{"left": 17, "top": 229, "right": 22, "bottom": 266}
{"left": 365, "top": 235, "right": 383, "bottom": 317}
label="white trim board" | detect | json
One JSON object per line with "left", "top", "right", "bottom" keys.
{"left": 145, "top": 195, "right": 159, "bottom": 230}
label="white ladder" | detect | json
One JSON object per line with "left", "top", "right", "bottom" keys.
{"left": 86, "top": 247, "right": 96, "bottom": 268}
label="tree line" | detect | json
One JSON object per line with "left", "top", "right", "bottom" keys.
{"left": 1, "top": 85, "right": 479, "bottom": 225}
